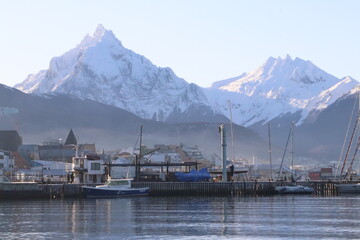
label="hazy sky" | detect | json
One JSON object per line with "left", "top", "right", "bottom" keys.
{"left": 1, "top": 0, "right": 359, "bottom": 88}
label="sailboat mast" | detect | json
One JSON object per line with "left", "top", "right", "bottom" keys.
{"left": 291, "top": 122, "right": 294, "bottom": 180}
{"left": 268, "top": 123, "right": 273, "bottom": 181}
{"left": 277, "top": 125, "right": 292, "bottom": 181}
{"left": 136, "top": 125, "right": 143, "bottom": 182}
{"left": 228, "top": 100, "right": 235, "bottom": 164}
{"left": 139, "top": 125, "right": 143, "bottom": 158}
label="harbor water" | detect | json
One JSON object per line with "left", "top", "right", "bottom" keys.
{"left": 1, "top": 195, "right": 360, "bottom": 239}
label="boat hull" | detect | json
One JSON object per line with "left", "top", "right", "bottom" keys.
{"left": 275, "top": 185, "right": 314, "bottom": 194}
{"left": 336, "top": 184, "right": 360, "bottom": 193}
{"left": 82, "top": 186, "right": 150, "bottom": 198}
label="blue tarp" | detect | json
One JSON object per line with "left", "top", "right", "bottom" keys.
{"left": 175, "top": 168, "right": 211, "bottom": 182}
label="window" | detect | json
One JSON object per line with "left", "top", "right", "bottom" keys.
{"left": 91, "top": 163, "right": 100, "bottom": 170}
{"left": 0, "top": 163, "right": 3, "bottom": 169}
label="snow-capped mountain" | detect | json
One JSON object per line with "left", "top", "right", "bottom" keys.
{"left": 15, "top": 25, "right": 221, "bottom": 123}
{"left": 205, "top": 55, "right": 358, "bottom": 127}
{"left": 14, "top": 25, "right": 358, "bottom": 128}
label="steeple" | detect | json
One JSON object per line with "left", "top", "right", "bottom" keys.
{"left": 65, "top": 129, "right": 77, "bottom": 145}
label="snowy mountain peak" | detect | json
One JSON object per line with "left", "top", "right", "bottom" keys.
{"left": 94, "top": 24, "right": 107, "bottom": 37}
{"left": 205, "top": 56, "right": 358, "bottom": 126}
{"left": 15, "top": 25, "right": 217, "bottom": 123}
{"left": 78, "top": 24, "right": 121, "bottom": 49}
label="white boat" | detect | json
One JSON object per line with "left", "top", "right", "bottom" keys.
{"left": 275, "top": 185, "right": 314, "bottom": 194}
{"left": 82, "top": 178, "right": 150, "bottom": 198}
{"left": 336, "top": 183, "right": 360, "bottom": 193}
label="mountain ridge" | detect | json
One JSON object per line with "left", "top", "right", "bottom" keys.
{"left": 205, "top": 55, "right": 358, "bottom": 127}
{"left": 14, "top": 25, "right": 359, "bottom": 129}
{"left": 15, "top": 25, "right": 223, "bottom": 123}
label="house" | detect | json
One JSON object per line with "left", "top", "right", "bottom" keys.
{"left": 71, "top": 154, "right": 105, "bottom": 184}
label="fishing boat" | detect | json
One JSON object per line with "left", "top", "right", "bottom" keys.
{"left": 82, "top": 178, "right": 150, "bottom": 198}
{"left": 275, "top": 123, "right": 314, "bottom": 194}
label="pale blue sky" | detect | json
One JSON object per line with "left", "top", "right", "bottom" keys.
{"left": 0, "top": 0, "right": 359, "bottom": 87}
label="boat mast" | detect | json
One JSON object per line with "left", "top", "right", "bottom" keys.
{"left": 268, "top": 123, "right": 273, "bottom": 181}
{"left": 135, "top": 125, "right": 143, "bottom": 182}
{"left": 291, "top": 122, "right": 294, "bottom": 181}
{"left": 228, "top": 100, "right": 235, "bottom": 164}
{"left": 344, "top": 89, "right": 360, "bottom": 178}
{"left": 277, "top": 125, "right": 292, "bottom": 181}
{"left": 335, "top": 91, "right": 359, "bottom": 178}
{"left": 340, "top": 114, "right": 359, "bottom": 177}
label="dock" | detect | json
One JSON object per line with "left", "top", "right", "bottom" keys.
{"left": 0, "top": 181, "right": 343, "bottom": 199}
{"left": 133, "top": 181, "right": 339, "bottom": 196}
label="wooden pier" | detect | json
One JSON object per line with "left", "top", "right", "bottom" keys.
{"left": 0, "top": 181, "right": 342, "bottom": 199}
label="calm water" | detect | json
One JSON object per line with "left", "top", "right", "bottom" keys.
{"left": 1, "top": 195, "right": 360, "bottom": 239}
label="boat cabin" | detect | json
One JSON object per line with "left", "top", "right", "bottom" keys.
{"left": 103, "top": 178, "right": 132, "bottom": 188}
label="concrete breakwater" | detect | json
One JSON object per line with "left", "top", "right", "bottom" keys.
{"left": 0, "top": 181, "right": 340, "bottom": 199}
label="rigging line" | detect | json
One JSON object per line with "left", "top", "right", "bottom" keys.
{"left": 335, "top": 92, "right": 359, "bottom": 177}
{"left": 345, "top": 134, "right": 360, "bottom": 179}
{"left": 276, "top": 124, "right": 293, "bottom": 181}
{"left": 340, "top": 111, "right": 360, "bottom": 177}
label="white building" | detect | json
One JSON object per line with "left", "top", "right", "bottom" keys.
{"left": 72, "top": 155, "right": 105, "bottom": 184}
{"left": 0, "top": 151, "right": 14, "bottom": 172}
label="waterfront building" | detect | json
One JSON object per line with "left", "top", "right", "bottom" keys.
{"left": 71, "top": 154, "right": 105, "bottom": 184}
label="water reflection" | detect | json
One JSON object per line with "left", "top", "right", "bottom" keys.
{"left": 1, "top": 196, "right": 360, "bottom": 239}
